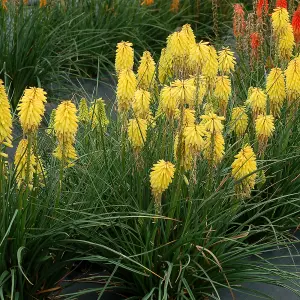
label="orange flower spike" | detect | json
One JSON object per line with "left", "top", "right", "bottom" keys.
{"left": 2, "top": 0, "right": 7, "bottom": 10}
{"left": 170, "top": 0, "right": 179, "bottom": 13}
{"left": 141, "top": 0, "right": 154, "bottom": 5}
{"left": 40, "top": 0, "right": 47, "bottom": 7}
{"left": 292, "top": 6, "right": 300, "bottom": 45}
{"left": 250, "top": 32, "right": 261, "bottom": 57}
{"left": 233, "top": 4, "right": 246, "bottom": 38}
{"left": 256, "top": 0, "right": 268, "bottom": 19}
{"left": 275, "top": 0, "right": 287, "bottom": 9}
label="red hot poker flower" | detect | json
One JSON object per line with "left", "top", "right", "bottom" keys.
{"left": 275, "top": 0, "right": 287, "bottom": 9}
{"left": 256, "top": 0, "right": 269, "bottom": 18}
{"left": 233, "top": 3, "right": 246, "bottom": 37}
{"left": 292, "top": 6, "right": 300, "bottom": 44}
{"left": 250, "top": 32, "right": 261, "bottom": 57}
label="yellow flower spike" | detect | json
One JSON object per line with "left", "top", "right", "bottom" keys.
{"left": 202, "top": 46, "right": 218, "bottom": 88}
{"left": 246, "top": 87, "right": 267, "bottom": 119}
{"left": 285, "top": 56, "right": 300, "bottom": 104}
{"left": 271, "top": 7, "right": 290, "bottom": 35}
{"left": 171, "top": 78, "right": 196, "bottom": 107}
{"left": 0, "top": 80, "right": 13, "bottom": 150}
{"left": 266, "top": 68, "right": 286, "bottom": 117}
{"left": 183, "top": 124, "right": 206, "bottom": 153}
{"left": 203, "top": 131, "right": 225, "bottom": 166}
{"left": 213, "top": 75, "right": 231, "bottom": 115}
{"left": 166, "top": 31, "right": 189, "bottom": 59}
{"left": 200, "top": 113, "right": 225, "bottom": 133}
{"left": 89, "top": 98, "right": 109, "bottom": 130}
{"left": 137, "top": 51, "right": 156, "bottom": 90}
{"left": 181, "top": 24, "right": 196, "bottom": 47}
{"left": 115, "top": 41, "right": 134, "bottom": 74}
{"left": 255, "top": 114, "right": 275, "bottom": 154}
{"left": 231, "top": 145, "right": 257, "bottom": 198}
{"left": 150, "top": 159, "right": 175, "bottom": 199}
{"left": 117, "top": 69, "right": 137, "bottom": 113}
{"left": 278, "top": 24, "right": 295, "bottom": 60}
{"left": 175, "top": 108, "right": 196, "bottom": 127}
{"left": 160, "top": 86, "right": 178, "bottom": 120}
{"left": 230, "top": 106, "right": 248, "bottom": 137}
{"left": 189, "top": 41, "right": 210, "bottom": 73}
{"left": 132, "top": 89, "right": 151, "bottom": 118}
{"left": 128, "top": 118, "right": 147, "bottom": 150}
{"left": 218, "top": 47, "right": 236, "bottom": 74}
{"left": 54, "top": 101, "right": 78, "bottom": 145}
{"left": 14, "top": 139, "right": 36, "bottom": 190}
{"left": 46, "top": 109, "right": 56, "bottom": 136}
{"left": 17, "top": 87, "right": 47, "bottom": 133}
{"left": 158, "top": 48, "right": 173, "bottom": 84}
{"left": 78, "top": 98, "right": 90, "bottom": 124}
{"left": 53, "top": 143, "right": 77, "bottom": 167}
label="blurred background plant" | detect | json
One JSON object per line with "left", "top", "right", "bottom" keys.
{"left": 0, "top": 0, "right": 234, "bottom": 109}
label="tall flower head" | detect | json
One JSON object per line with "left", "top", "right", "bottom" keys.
{"left": 158, "top": 48, "right": 173, "bottom": 84}
{"left": 14, "top": 139, "right": 36, "bottom": 189}
{"left": 137, "top": 51, "right": 156, "bottom": 90}
{"left": 78, "top": 98, "right": 90, "bottom": 124}
{"left": 232, "top": 145, "right": 257, "bottom": 198}
{"left": 160, "top": 86, "right": 178, "bottom": 120}
{"left": 203, "top": 46, "right": 218, "bottom": 80}
{"left": 89, "top": 98, "right": 109, "bottom": 130}
{"left": 18, "top": 87, "right": 47, "bottom": 133}
{"left": 250, "top": 32, "right": 261, "bottom": 57}
{"left": 218, "top": 47, "right": 236, "bottom": 74}
{"left": 233, "top": 3, "right": 246, "bottom": 37}
{"left": 292, "top": 7, "right": 300, "bottom": 44}
{"left": 171, "top": 78, "right": 196, "bottom": 107}
{"left": 275, "top": 0, "right": 287, "bottom": 9}
{"left": 271, "top": 7, "right": 289, "bottom": 35}
{"left": 189, "top": 41, "right": 210, "bottom": 72}
{"left": 255, "top": 114, "right": 275, "bottom": 153}
{"left": 0, "top": 80, "right": 12, "bottom": 150}
{"left": 200, "top": 113, "right": 225, "bottom": 133}
{"left": 285, "top": 57, "right": 300, "bottom": 102}
{"left": 176, "top": 108, "right": 196, "bottom": 127}
{"left": 53, "top": 143, "right": 77, "bottom": 167}
{"left": 183, "top": 124, "right": 205, "bottom": 154}
{"left": 256, "top": 0, "right": 268, "bottom": 19}
{"left": 278, "top": 23, "right": 295, "bottom": 60}
{"left": 203, "top": 132, "right": 225, "bottom": 165}
{"left": 166, "top": 31, "right": 189, "bottom": 59}
{"left": 128, "top": 118, "right": 147, "bottom": 150}
{"left": 213, "top": 75, "right": 231, "bottom": 115}
{"left": 150, "top": 160, "right": 175, "bottom": 198}
{"left": 132, "top": 89, "right": 150, "bottom": 118}
{"left": 230, "top": 106, "right": 248, "bottom": 137}
{"left": 117, "top": 69, "right": 137, "bottom": 113}
{"left": 181, "top": 24, "right": 196, "bottom": 47}
{"left": 115, "top": 41, "right": 134, "bottom": 74}
{"left": 266, "top": 68, "right": 286, "bottom": 117}
{"left": 54, "top": 101, "right": 78, "bottom": 145}
{"left": 246, "top": 87, "right": 267, "bottom": 119}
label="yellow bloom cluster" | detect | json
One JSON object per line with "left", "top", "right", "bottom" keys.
{"left": 0, "top": 80, "right": 13, "bottom": 153}
{"left": 271, "top": 8, "right": 295, "bottom": 60}
{"left": 285, "top": 57, "right": 300, "bottom": 104}
{"left": 132, "top": 89, "right": 151, "bottom": 118}
{"left": 218, "top": 47, "right": 236, "bottom": 74}
{"left": 255, "top": 114, "right": 275, "bottom": 154}
{"left": 266, "top": 68, "right": 286, "bottom": 117}
{"left": 128, "top": 118, "right": 147, "bottom": 150}
{"left": 78, "top": 98, "right": 90, "bottom": 123}
{"left": 90, "top": 98, "right": 109, "bottom": 130}
{"left": 115, "top": 41, "right": 134, "bottom": 74}
{"left": 232, "top": 145, "right": 257, "bottom": 198}
{"left": 213, "top": 75, "right": 231, "bottom": 115}
{"left": 246, "top": 87, "right": 267, "bottom": 120}
{"left": 137, "top": 51, "right": 156, "bottom": 90}
{"left": 150, "top": 159, "right": 175, "bottom": 198}
{"left": 158, "top": 48, "right": 173, "bottom": 84}
{"left": 230, "top": 106, "right": 248, "bottom": 137}
{"left": 18, "top": 87, "right": 47, "bottom": 133}
{"left": 53, "top": 101, "right": 78, "bottom": 166}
